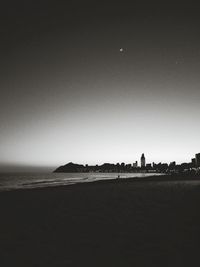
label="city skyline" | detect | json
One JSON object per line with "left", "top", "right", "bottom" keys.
{"left": 60, "top": 152, "right": 200, "bottom": 168}
{"left": 1, "top": 2, "right": 200, "bottom": 172}
{"left": 53, "top": 152, "right": 200, "bottom": 174}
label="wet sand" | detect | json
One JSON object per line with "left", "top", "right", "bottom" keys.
{"left": 0, "top": 175, "right": 200, "bottom": 266}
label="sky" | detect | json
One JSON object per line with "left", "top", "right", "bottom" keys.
{"left": 0, "top": 1, "right": 200, "bottom": 172}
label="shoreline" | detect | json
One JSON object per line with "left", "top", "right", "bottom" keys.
{"left": 0, "top": 173, "right": 200, "bottom": 194}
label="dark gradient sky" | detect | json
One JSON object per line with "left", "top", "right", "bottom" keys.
{"left": 0, "top": 1, "right": 200, "bottom": 171}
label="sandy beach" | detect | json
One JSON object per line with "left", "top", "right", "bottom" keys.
{"left": 0, "top": 175, "right": 200, "bottom": 267}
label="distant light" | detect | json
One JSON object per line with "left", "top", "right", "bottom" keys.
{"left": 119, "top": 48, "right": 124, "bottom": 52}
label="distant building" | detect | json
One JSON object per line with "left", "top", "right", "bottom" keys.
{"left": 191, "top": 158, "right": 196, "bottom": 167}
{"left": 195, "top": 153, "right": 200, "bottom": 167}
{"left": 141, "top": 153, "right": 146, "bottom": 167}
{"left": 126, "top": 164, "right": 132, "bottom": 170}
{"left": 133, "top": 161, "right": 138, "bottom": 168}
{"left": 146, "top": 163, "right": 152, "bottom": 169}
{"left": 169, "top": 161, "right": 176, "bottom": 168}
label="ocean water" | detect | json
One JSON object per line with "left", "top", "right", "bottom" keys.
{"left": 0, "top": 172, "right": 164, "bottom": 191}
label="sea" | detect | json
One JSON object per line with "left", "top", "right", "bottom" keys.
{"left": 0, "top": 172, "right": 164, "bottom": 191}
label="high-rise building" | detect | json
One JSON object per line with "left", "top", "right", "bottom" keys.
{"left": 195, "top": 153, "right": 200, "bottom": 167}
{"left": 133, "top": 161, "right": 138, "bottom": 168}
{"left": 191, "top": 158, "right": 196, "bottom": 167}
{"left": 141, "top": 153, "right": 146, "bottom": 167}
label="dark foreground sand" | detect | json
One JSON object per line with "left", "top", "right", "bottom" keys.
{"left": 0, "top": 175, "right": 200, "bottom": 267}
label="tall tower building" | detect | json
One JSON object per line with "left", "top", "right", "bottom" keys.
{"left": 195, "top": 153, "right": 200, "bottom": 167}
{"left": 141, "top": 153, "right": 146, "bottom": 167}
